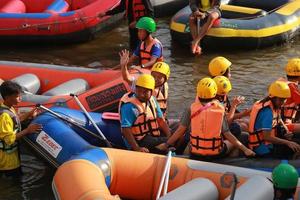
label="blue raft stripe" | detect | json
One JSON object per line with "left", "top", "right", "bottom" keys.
{"left": 0, "top": 13, "right": 52, "bottom": 19}
{"left": 71, "top": 148, "right": 111, "bottom": 187}
{"left": 46, "top": 0, "right": 68, "bottom": 12}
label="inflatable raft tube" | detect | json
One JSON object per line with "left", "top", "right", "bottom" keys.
{"left": 170, "top": 0, "right": 300, "bottom": 49}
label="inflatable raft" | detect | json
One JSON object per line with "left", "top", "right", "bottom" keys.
{"left": 0, "top": 60, "right": 136, "bottom": 113}
{"left": 25, "top": 106, "right": 300, "bottom": 174}
{"left": 170, "top": 0, "right": 300, "bottom": 49}
{"left": 152, "top": 0, "right": 189, "bottom": 17}
{"left": 0, "top": 0, "right": 121, "bottom": 43}
{"left": 52, "top": 148, "right": 300, "bottom": 200}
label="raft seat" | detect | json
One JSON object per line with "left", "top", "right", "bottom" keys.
{"left": 0, "top": 0, "right": 26, "bottom": 13}
{"left": 221, "top": 4, "right": 267, "bottom": 19}
{"left": 44, "top": 0, "right": 69, "bottom": 14}
{"left": 42, "top": 79, "right": 90, "bottom": 96}
{"left": 11, "top": 73, "right": 41, "bottom": 94}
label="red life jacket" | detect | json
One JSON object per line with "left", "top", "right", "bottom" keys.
{"left": 125, "top": 0, "right": 146, "bottom": 21}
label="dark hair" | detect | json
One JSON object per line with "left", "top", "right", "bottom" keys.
{"left": 199, "top": 97, "right": 215, "bottom": 103}
{"left": 0, "top": 81, "right": 22, "bottom": 99}
{"left": 287, "top": 75, "right": 299, "bottom": 80}
{"left": 273, "top": 187, "right": 296, "bottom": 200}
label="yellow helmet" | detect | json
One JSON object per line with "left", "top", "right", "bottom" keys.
{"left": 285, "top": 58, "right": 300, "bottom": 76}
{"left": 151, "top": 62, "right": 171, "bottom": 80}
{"left": 268, "top": 81, "right": 291, "bottom": 98}
{"left": 136, "top": 74, "right": 155, "bottom": 90}
{"left": 213, "top": 76, "right": 232, "bottom": 95}
{"left": 197, "top": 77, "right": 217, "bottom": 99}
{"left": 208, "top": 56, "right": 232, "bottom": 77}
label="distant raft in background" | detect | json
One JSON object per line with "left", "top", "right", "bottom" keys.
{"left": 151, "top": 0, "right": 189, "bottom": 17}
{"left": 170, "top": 0, "right": 300, "bottom": 49}
{"left": 0, "top": 0, "right": 122, "bottom": 43}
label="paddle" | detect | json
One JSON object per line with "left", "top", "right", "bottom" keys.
{"left": 37, "top": 104, "right": 111, "bottom": 147}
{"left": 70, "top": 94, "right": 112, "bottom": 147}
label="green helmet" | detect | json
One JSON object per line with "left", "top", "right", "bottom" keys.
{"left": 136, "top": 17, "right": 156, "bottom": 33}
{"left": 272, "top": 163, "right": 298, "bottom": 189}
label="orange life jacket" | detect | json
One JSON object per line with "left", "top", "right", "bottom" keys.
{"left": 277, "top": 78, "right": 299, "bottom": 124}
{"left": 119, "top": 92, "right": 160, "bottom": 141}
{"left": 248, "top": 100, "right": 280, "bottom": 149}
{"left": 154, "top": 82, "right": 168, "bottom": 118}
{"left": 190, "top": 99, "right": 225, "bottom": 156}
{"left": 125, "top": 0, "right": 146, "bottom": 21}
{"left": 139, "top": 38, "right": 163, "bottom": 68}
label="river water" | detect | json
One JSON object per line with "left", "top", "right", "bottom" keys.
{"left": 0, "top": 17, "right": 299, "bottom": 200}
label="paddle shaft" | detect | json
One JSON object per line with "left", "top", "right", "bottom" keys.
{"left": 70, "top": 94, "right": 112, "bottom": 147}
{"left": 37, "top": 104, "right": 106, "bottom": 144}
{"left": 156, "top": 151, "right": 172, "bottom": 200}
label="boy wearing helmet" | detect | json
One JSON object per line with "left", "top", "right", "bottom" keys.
{"left": 248, "top": 81, "right": 300, "bottom": 158}
{"left": 272, "top": 163, "right": 299, "bottom": 200}
{"left": 160, "top": 77, "right": 255, "bottom": 160}
{"left": 118, "top": 74, "right": 171, "bottom": 154}
{"left": 189, "top": 0, "right": 221, "bottom": 54}
{"left": 98, "top": 0, "right": 153, "bottom": 50}
{"left": 209, "top": 57, "right": 251, "bottom": 133}
{"left": 124, "top": 17, "right": 164, "bottom": 70}
{"left": 119, "top": 49, "right": 170, "bottom": 118}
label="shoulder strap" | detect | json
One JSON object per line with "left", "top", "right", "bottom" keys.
{"left": 191, "top": 103, "right": 213, "bottom": 119}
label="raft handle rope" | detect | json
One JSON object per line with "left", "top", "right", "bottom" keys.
{"left": 0, "top": 3, "right": 118, "bottom": 31}
{"left": 156, "top": 151, "right": 172, "bottom": 200}
{"left": 70, "top": 93, "right": 112, "bottom": 147}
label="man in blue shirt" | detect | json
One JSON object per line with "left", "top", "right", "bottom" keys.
{"left": 119, "top": 74, "right": 170, "bottom": 153}
{"left": 248, "top": 81, "right": 300, "bottom": 158}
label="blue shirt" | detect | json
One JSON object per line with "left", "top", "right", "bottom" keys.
{"left": 120, "top": 95, "right": 163, "bottom": 128}
{"left": 133, "top": 41, "right": 162, "bottom": 58}
{"left": 254, "top": 107, "right": 273, "bottom": 132}
{"left": 253, "top": 106, "right": 274, "bottom": 155}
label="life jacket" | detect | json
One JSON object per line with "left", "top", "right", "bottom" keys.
{"left": 0, "top": 106, "right": 21, "bottom": 153}
{"left": 154, "top": 82, "right": 168, "bottom": 118}
{"left": 200, "top": 0, "right": 212, "bottom": 11}
{"left": 139, "top": 38, "right": 164, "bottom": 68}
{"left": 190, "top": 99, "right": 225, "bottom": 156}
{"left": 119, "top": 92, "right": 160, "bottom": 141}
{"left": 248, "top": 100, "right": 279, "bottom": 149}
{"left": 277, "top": 78, "right": 299, "bottom": 124}
{"left": 125, "top": 0, "right": 146, "bottom": 21}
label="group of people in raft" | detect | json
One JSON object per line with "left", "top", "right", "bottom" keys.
{"left": 114, "top": 16, "right": 300, "bottom": 161}
{"left": 0, "top": 4, "right": 299, "bottom": 198}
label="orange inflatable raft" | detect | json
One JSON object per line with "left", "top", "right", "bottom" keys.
{"left": 52, "top": 148, "right": 300, "bottom": 200}
{"left": 0, "top": 60, "right": 140, "bottom": 113}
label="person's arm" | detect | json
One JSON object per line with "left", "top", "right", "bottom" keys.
{"left": 189, "top": 0, "right": 199, "bottom": 12}
{"left": 121, "top": 127, "right": 148, "bottom": 152}
{"left": 120, "top": 50, "right": 134, "bottom": 85}
{"left": 157, "top": 117, "right": 171, "bottom": 137}
{"left": 212, "top": 0, "right": 221, "bottom": 8}
{"left": 226, "top": 96, "right": 245, "bottom": 124}
{"left": 223, "top": 131, "right": 255, "bottom": 156}
{"left": 105, "top": 0, "right": 126, "bottom": 16}
{"left": 263, "top": 130, "right": 300, "bottom": 152}
{"left": 0, "top": 114, "right": 42, "bottom": 145}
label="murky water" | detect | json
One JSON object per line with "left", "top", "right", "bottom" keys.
{"left": 0, "top": 17, "right": 299, "bottom": 199}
